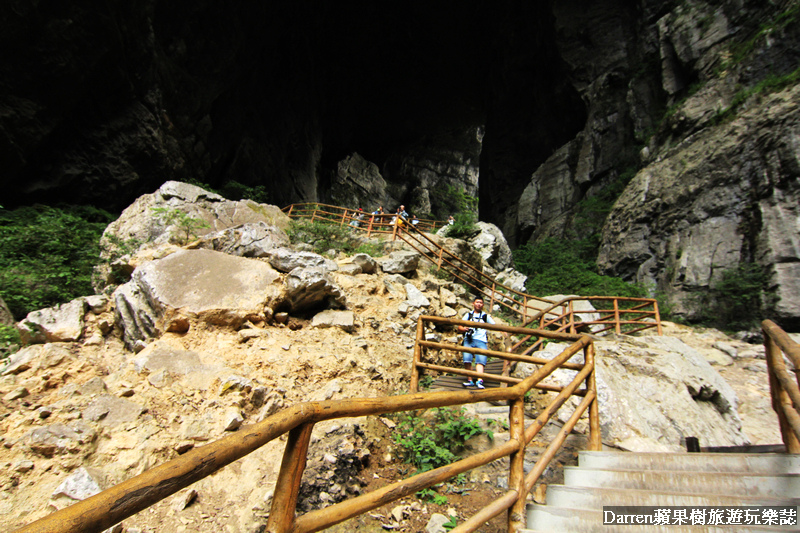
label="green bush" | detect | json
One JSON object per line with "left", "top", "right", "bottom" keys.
{"left": 393, "top": 407, "right": 491, "bottom": 473}
{"left": 286, "top": 219, "right": 386, "bottom": 257}
{"left": 0, "top": 323, "right": 21, "bottom": 361}
{"left": 151, "top": 207, "right": 210, "bottom": 244}
{"left": 513, "top": 238, "right": 646, "bottom": 298}
{"left": 431, "top": 185, "right": 478, "bottom": 238}
{"left": 0, "top": 205, "right": 114, "bottom": 320}
{"left": 218, "top": 181, "right": 270, "bottom": 203}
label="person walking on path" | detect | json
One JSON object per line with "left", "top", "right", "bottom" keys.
{"left": 458, "top": 296, "right": 495, "bottom": 389}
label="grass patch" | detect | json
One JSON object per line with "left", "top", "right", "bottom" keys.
{"left": 286, "top": 219, "right": 386, "bottom": 257}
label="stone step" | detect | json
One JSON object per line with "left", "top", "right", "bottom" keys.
{"left": 578, "top": 451, "right": 800, "bottom": 474}
{"left": 544, "top": 485, "right": 800, "bottom": 509}
{"left": 563, "top": 467, "right": 800, "bottom": 499}
{"left": 523, "top": 504, "right": 798, "bottom": 533}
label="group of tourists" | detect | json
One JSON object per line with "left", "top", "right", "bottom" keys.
{"left": 348, "top": 204, "right": 421, "bottom": 231}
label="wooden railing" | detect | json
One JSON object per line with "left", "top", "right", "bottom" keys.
{"left": 762, "top": 319, "right": 800, "bottom": 454}
{"left": 281, "top": 202, "right": 444, "bottom": 236}
{"left": 283, "top": 202, "right": 663, "bottom": 338}
{"left": 14, "top": 323, "right": 598, "bottom": 533}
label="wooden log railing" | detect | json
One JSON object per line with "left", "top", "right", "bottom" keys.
{"left": 14, "top": 322, "right": 599, "bottom": 533}
{"left": 762, "top": 319, "right": 800, "bottom": 454}
{"left": 283, "top": 202, "right": 663, "bottom": 339}
{"left": 282, "top": 202, "right": 561, "bottom": 325}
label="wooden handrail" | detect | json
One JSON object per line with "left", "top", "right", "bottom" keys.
{"left": 762, "top": 319, "right": 800, "bottom": 453}
{"left": 14, "top": 320, "right": 598, "bottom": 533}
{"left": 283, "top": 202, "right": 663, "bottom": 341}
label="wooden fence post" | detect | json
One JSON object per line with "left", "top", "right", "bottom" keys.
{"left": 586, "top": 343, "right": 602, "bottom": 451}
{"left": 266, "top": 422, "right": 315, "bottom": 532}
{"left": 410, "top": 318, "right": 424, "bottom": 393}
{"left": 653, "top": 300, "right": 663, "bottom": 335}
{"left": 507, "top": 397, "right": 527, "bottom": 533}
{"left": 613, "top": 299, "right": 621, "bottom": 335}
{"left": 569, "top": 300, "right": 575, "bottom": 334}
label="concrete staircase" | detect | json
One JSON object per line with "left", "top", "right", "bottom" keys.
{"left": 523, "top": 451, "right": 800, "bottom": 532}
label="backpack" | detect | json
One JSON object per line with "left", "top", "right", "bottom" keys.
{"left": 467, "top": 311, "right": 488, "bottom": 323}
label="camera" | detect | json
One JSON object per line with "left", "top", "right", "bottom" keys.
{"left": 464, "top": 328, "right": 475, "bottom": 340}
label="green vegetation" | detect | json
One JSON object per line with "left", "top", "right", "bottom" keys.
{"left": 0, "top": 324, "right": 21, "bottom": 362}
{"left": 150, "top": 207, "right": 210, "bottom": 244}
{"left": 218, "top": 181, "right": 269, "bottom": 203}
{"left": 286, "top": 219, "right": 386, "bottom": 257}
{"left": 695, "top": 263, "right": 768, "bottom": 331}
{"left": 513, "top": 168, "right": 646, "bottom": 299}
{"left": 514, "top": 238, "right": 646, "bottom": 298}
{"left": 416, "top": 487, "right": 448, "bottom": 506}
{"left": 418, "top": 374, "right": 435, "bottom": 390}
{"left": 727, "top": 3, "right": 800, "bottom": 67}
{"left": 431, "top": 185, "right": 478, "bottom": 238}
{"left": 712, "top": 67, "right": 800, "bottom": 125}
{"left": 184, "top": 178, "right": 270, "bottom": 204}
{"left": 393, "top": 407, "right": 491, "bottom": 473}
{"left": 0, "top": 205, "right": 114, "bottom": 320}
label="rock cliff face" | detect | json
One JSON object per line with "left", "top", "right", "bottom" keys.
{"left": 1, "top": 1, "right": 799, "bottom": 325}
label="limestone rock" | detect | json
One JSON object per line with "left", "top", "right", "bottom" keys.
{"left": 50, "top": 467, "right": 104, "bottom": 510}
{"left": 285, "top": 266, "right": 346, "bottom": 312}
{"left": 93, "top": 182, "right": 290, "bottom": 291}
{"left": 514, "top": 335, "right": 748, "bottom": 452}
{"left": 426, "top": 513, "right": 451, "bottom": 533}
{"left": 2, "top": 343, "right": 72, "bottom": 376}
{"left": 312, "top": 310, "right": 356, "bottom": 332}
{"left": 223, "top": 408, "right": 244, "bottom": 431}
{"left": 198, "top": 222, "right": 290, "bottom": 258}
{"left": 266, "top": 247, "right": 338, "bottom": 273}
{"left": 133, "top": 341, "right": 230, "bottom": 392}
{"left": 18, "top": 298, "right": 86, "bottom": 344}
{"left": 114, "top": 249, "right": 281, "bottom": 348}
{"left": 468, "top": 222, "right": 513, "bottom": 271}
{"left": 403, "top": 283, "right": 430, "bottom": 308}
{"left": 82, "top": 394, "right": 143, "bottom": 427}
{"left": 350, "top": 253, "right": 378, "bottom": 274}
{"left": 379, "top": 251, "right": 420, "bottom": 275}
{"left": 27, "top": 422, "right": 96, "bottom": 457}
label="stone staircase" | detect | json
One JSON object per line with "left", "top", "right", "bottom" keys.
{"left": 523, "top": 451, "right": 800, "bottom": 532}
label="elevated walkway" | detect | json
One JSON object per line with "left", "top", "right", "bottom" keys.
{"left": 524, "top": 451, "right": 799, "bottom": 532}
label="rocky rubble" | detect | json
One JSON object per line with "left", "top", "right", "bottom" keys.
{"left": 0, "top": 186, "right": 790, "bottom": 532}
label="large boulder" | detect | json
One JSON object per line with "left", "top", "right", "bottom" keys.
{"left": 114, "top": 249, "right": 282, "bottom": 349}
{"left": 266, "top": 248, "right": 338, "bottom": 273}
{"left": 284, "top": 267, "right": 346, "bottom": 313}
{"left": 94, "top": 181, "right": 290, "bottom": 292}
{"left": 17, "top": 298, "right": 87, "bottom": 344}
{"left": 197, "top": 222, "right": 290, "bottom": 258}
{"left": 467, "top": 222, "right": 513, "bottom": 271}
{"left": 379, "top": 251, "right": 421, "bottom": 275}
{"left": 515, "top": 335, "right": 748, "bottom": 452}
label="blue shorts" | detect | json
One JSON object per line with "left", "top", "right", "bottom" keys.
{"left": 463, "top": 338, "right": 488, "bottom": 365}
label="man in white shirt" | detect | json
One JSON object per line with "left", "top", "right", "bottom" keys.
{"left": 457, "top": 296, "right": 495, "bottom": 389}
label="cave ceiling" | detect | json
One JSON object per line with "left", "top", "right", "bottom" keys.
{"left": 2, "top": 0, "right": 586, "bottom": 222}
